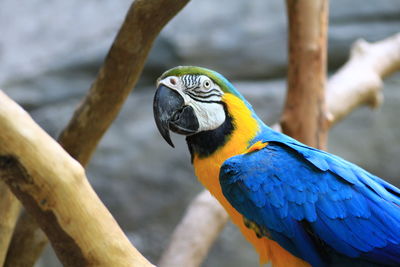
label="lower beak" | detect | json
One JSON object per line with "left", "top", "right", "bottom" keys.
{"left": 153, "top": 85, "right": 199, "bottom": 147}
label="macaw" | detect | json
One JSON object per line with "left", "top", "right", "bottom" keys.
{"left": 153, "top": 66, "right": 400, "bottom": 267}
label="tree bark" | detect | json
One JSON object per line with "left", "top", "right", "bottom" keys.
{"left": 158, "top": 33, "right": 400, "bottom": 267}
{"left": 281, "top": 0, "right": 330, "bottom": 149}
{"left": 0, "top": 91, "right": 154, "bottom": 267}
{"left": 4, "top": 0, "right": 190, "bottom": 266}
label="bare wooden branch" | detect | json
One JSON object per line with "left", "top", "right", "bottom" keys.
{"left": 5, "top": 0, "right": 190, "bottom": 265}
{"left": 0, "top": 182, "right": 20, "bottom": 266}
{"left": 59, "top": 0, "right": 190, "bottom": 164}
{"left": 327, "top": 33, "right": 400, "bottom": 125}
{"left": 0, "top": 91, "right": 154, "bottom": 266}
{"left": 281, "top": 0, "right": 330, "bottom": 149}
{"left": 158, "top": 191, "right": 228, "bottom": 267}
{"left": 5, "top": 211, "right": 47, "bottom": 267}
{"left": 159, "top": 33, "right": 400, "bottom": 267}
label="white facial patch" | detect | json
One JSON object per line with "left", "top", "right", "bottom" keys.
{"left": 186, "top": 98, "right": 226, "bottom": 132}
{"left": 158, "top": 75, "right": 227, "bottom": 132}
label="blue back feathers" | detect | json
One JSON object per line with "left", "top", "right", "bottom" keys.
{"left": 220, "top": 126, "right": 400, "bottom": 267}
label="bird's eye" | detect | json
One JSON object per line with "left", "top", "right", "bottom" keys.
{"left": 203, "top": 80, "right": 212, "bottom": 89}
{"left": 169, "top": 77, "right": 177, "bottom": 85}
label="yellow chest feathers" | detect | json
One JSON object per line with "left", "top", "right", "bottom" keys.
{"left": 192, "top": 93, "right": 310, "bottom": 267}
{"left": 193, "top": 93, "right": 259, "bottom": 192}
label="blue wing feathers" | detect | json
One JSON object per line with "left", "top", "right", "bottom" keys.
{"left": 220, "top": 134, "right": 400, "bottom": 266}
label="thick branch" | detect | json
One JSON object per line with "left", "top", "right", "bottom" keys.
{"left": 159, "top": 33, "right": 400, "bottom": 267}
{"left": 158, "top": 191, "right": 228, "bottom": 267}
{"left": 5, "top": 211, "right": 47, "bottom": 267}
{"left": 281, "top": 0, "right": 330, "bottom": 149}
{"left": 0, "top": 91, "right": 154, "bottom": 267}
{"left": 0, "top": 182, "right": 20, "bottom": 266}
{"left": 5, "top": 0, "right": 190, "bottom": 265}
{"left": 59, "top": 0, "right": 190, "bottom": 164}
{"left": 327, "top": 33, "right": 400, "bottom": 124}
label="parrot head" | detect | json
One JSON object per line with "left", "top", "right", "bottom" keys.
{"left": 153, "top": 66, "right": 250, "bottom": 148}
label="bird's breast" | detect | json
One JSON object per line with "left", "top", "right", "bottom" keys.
{"left": 191, "top": 93, "right": 310, "bottom": 266}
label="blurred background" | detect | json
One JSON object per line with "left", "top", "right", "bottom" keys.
{"left": 1, "top": 0, "right": 400, "bottom": 266}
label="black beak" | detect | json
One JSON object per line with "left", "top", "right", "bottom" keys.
{"left": 153, "top": 85, "right": 199, "bottom": 147}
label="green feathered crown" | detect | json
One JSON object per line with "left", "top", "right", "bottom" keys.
{"left": 159, "top": 66, "right": 245, "bottom": 100}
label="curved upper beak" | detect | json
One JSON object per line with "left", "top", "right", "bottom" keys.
{"left": 153, "top": 85, "right": 199, "bottom": 147}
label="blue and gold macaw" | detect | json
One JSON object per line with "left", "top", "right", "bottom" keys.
{"left": 153, "top": 66, "right": 400, "bottom": 267}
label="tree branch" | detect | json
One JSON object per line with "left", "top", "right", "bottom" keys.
{"left": 4, "top": 0, "right": 190, "bottom": 265}
{"left": 0, "top": 91, "right": 154, "bottom": 266}
{"left": 281, "top": 0, "right": 330, "bottom": 149}
{"left": 158, "top": 33, "right": 400, "bottom": 267}
{"left": 327, "top": 33, "right": 400, "bottom": 125}
{"left": 5, "top": 211, "right": 47, "bottom": 267}
{"left": 0, "top": 182, "right": 20, "bottom": 266}
{"left": 158, "top": 191, "right": 228, "bottom": 267}
{"left": 59, "top": 0, "right": 190, "bottom": 164}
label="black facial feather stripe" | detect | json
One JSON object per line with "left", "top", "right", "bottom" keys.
{"left": 186, "top": 93, "right": 223, "bottom": 104}
{"left": 182, "top": 74, "right": 223, "bottom": 102}
{"left": 182, "top": 75, "right": 200, "bottom": 90}
{"left": 186, "top": 91, "right": 222, "bottom": 100}
{"left": 193, "top": 88, "right": 222, "bottom": 95}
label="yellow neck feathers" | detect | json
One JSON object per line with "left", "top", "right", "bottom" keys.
{"left": 192, "top": 93, "right": 259, "bottom": 193}
{"left": 191, "top": 93, "right": 310, "bottom": 267}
